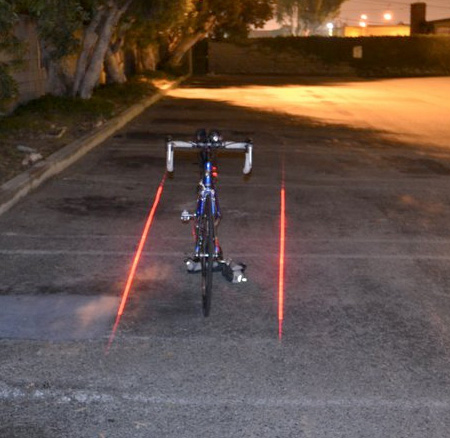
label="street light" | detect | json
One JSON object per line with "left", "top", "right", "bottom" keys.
{"left": 383, "top": 12, "right": 393, "bottom": 21}
{"left": 326, "top": 22, "right": 334, "bottom": 36}
{"left": 360, "top": 14, "right": 368, "bottom": 28}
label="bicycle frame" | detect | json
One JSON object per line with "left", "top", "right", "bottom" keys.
{"left": 194, "top": 150, "right": 221, "bottom": 260}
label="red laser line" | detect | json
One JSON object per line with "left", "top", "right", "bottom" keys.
{"left": 278, "top": 183, "right": 286, "bottom": 340}
{"left": 106, "top": 172, "right": 167, "bottom": 354}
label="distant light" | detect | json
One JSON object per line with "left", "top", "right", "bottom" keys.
{"left": 360, "top": 14, "right": 368, "bottom": 20}
{"left": 326, "top": 22, "right": 334, "bottom": 36}
{"left": 383, "top": 12, "right": 393, "bottom": 21}
{"left": 359, "top": 21, "right": 367, "bottom": 27}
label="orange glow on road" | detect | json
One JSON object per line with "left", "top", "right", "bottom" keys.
{"left": 170, "top": 79, "right": 450, "bottom": 149}
{"left": 278, "top": 184, "right": 286, "bottom": 340}
{"left": 106, "top": 173, "right": 167, "bottom": 353}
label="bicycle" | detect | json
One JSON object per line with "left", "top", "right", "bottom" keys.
{"left": 166, "top": 129, "right": 253, "bottom": 316}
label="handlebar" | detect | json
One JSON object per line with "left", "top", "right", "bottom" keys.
{"left": 166, "top": 139, "right": 253, "bottom": 175}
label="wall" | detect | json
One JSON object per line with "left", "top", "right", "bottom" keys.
{"left": 208, "top": 41, "right": 354, "bottom": 76}
{"left": 1, "top": 16, "right": 159, "bottom": 112}
{"left": 207, "top": 37, "right": 450, "bottom": 77}
{"left": 0, "top": 17, "right": 47, "bottom": 111}
{"left": 431, "top": 20, "right": 450, "bottom": 35}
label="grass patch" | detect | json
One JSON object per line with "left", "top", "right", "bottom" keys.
{"left": 0, "top": 75, "right": 168, "bottom": 185}
{"left": 0, "top": 78, "right": 157, "bottom": 134}
{"left": 0, "top": 96, "right": 115, "bottom": 134}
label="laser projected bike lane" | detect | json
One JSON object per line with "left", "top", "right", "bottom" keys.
{"left": 2, "top": 76, "right": 450, "bottom": 437}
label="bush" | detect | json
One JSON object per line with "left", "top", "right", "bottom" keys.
{"left": 0, "top": 65, "right": 18, "bottom": 102}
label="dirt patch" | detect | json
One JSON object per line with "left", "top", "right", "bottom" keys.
{"left": 106, "top": 154, "right": 166, "bottom": 169}
{"left": 0, "top": 424, "right": 49, "bottom": 438}
{"left": 36, "top": 280, "right": 119, "bottom": 296}
{"left": 0, "top": 126, "right": 95, "bottom": 185}
{"left": 371, "top": 193, "right": 449, "bottom": 234}
{"left": 150, "top": 117, "right": 223, "bottom": 125}
{"left": 114, "top": 131, "right": 166, "bottom": 141}
{"left": 226, "top": 130, "right": 255, "bottom": 137}
{"left": 384, "top": 156, "right": 450, "bottom": 175}
{"left": 46, "top": 195, "right": 140, "bottom": 217}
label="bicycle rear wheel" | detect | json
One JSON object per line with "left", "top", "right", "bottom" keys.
{"left": 201, "top": 196, "right": 214, "bottom": 316}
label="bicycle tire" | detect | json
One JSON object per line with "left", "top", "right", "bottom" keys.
{"left": 201, "top": 196, "right": 214, "bottom": 316}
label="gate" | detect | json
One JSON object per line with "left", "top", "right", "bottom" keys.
{"left": 192, "top": 40, "right": 209, "bottom": 75}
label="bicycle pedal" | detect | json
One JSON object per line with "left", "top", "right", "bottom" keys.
{"left": 181, "top": 210, "right": 195, "bottom": 223}
{"left": 222, "top": 259, "right": 247, "bottom": 283}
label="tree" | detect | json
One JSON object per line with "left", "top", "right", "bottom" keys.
{"left": 164, "top": 0, "right": 274, "bottom": 68}
{"left": 72, "top": 0, "right": 133, "bottom": 98}
{"left": 276, "top": 0, "right": 346, "bottom": 36}
{"left": 18, "top": 0, "right": 91, "bottom": 95}
{"left": 5, "top": 0, "right": 181, "bottom": 99}
{"left": 0, "top": 0, "right": 23, "bottom": 104}
{"left": 3, "top": 0, "right": 274, "bottom": 102}
{"left": 12, "top": 0, "right": 134, "bottom": 98}
{"left": 116, "top": 0, "right": 191, "bottom": 76}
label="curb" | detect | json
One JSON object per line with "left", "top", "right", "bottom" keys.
{"left": 0, "top": 76, "right": 187, "bottom": 217}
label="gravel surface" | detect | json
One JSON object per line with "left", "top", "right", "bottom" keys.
{"left": 1, "top": 75, "right": 450, "bottom": 437}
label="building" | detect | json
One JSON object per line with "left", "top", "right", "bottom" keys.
{"left": 411, "top": 2, "right": 450, "bottom": 35}
{"left": 430, "top": 19, "right": 450, "bottom": 35}
{"left": 342, "top": 24, "right": 410, "bottom": 37}
{"left": 340, "top": 3, "right": 450, "bottom": 38}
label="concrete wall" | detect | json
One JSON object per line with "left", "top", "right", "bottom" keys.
{"left": 207, "top": 38, "right": 450, "bottom": 77}
{"left": 208, "top": 41, "right": 354, "bottom": 76}
{"left": 1, "top": 17, "right": 47, "bottom": 110}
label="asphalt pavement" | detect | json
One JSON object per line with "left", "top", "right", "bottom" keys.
{"left": 1, "top": 75, "right": 450, "bottom": 437}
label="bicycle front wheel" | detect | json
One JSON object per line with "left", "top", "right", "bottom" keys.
{"left": 201, "top": 196, "right": 214, "bottom": 317}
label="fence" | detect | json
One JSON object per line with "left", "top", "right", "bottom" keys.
{"left": 206, "top": 37, "right": 450, "bottom": 77}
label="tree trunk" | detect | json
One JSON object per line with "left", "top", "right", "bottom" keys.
{"left": 78, "top": 0, "right": 131, "bottom": 99}
{"left": 72, "top": 7, "right": 105, "bottom": 96}
{"left": 78, "top": 7, "right": 118, "bottom": 98}
{"left": 137, "top": 43, "right": 159, "bottom": 72}
{"left": 166, "top": 17, "right": 216, "bottom": 68}
{"left": 104, "top": 47, "right": 126, "bottom": 84}
{"left": 40, "top": 41, "right": 72, "bottom": 96}
{"left": 45, "top": 60, "right": 69, "bottom": 95}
